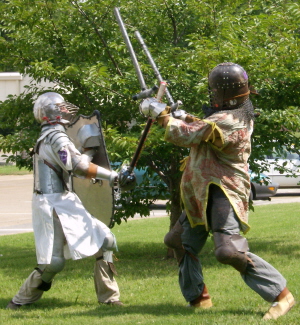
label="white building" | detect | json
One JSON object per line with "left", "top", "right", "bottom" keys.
{"left": 0, "top": 73, "right": 56, "bottom": 164}
{"left": 0, "top": 72, "right": 55, "bottom": 102}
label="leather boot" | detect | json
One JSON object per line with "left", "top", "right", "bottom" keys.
{"left": 188, "top": 284, "right": 213, "bottom": 309}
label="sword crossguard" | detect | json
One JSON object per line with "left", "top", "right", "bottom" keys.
{"left": 132, "top": 85, "right": 158, "bottom": 101}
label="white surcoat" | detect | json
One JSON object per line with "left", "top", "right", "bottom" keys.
{"left": 32, "top": 124, "right": 112, "bottom": 264}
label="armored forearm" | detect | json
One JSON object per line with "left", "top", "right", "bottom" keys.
{"left": 72, "top": 153, "right": 117, "bottom": 186}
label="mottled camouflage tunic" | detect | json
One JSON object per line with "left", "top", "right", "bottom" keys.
{"left": 164, "top": 112, "right": 253, "bottom": 233}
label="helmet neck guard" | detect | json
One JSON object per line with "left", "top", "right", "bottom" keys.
{"left": 203, "top": 98, "right": 255, "bottom": 127}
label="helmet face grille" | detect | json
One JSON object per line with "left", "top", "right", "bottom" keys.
{"left": 56, "top": 102, "right": 79, "bottom": 123}
{"left": 33, "top": 92, "right": 79, "bottom": 125}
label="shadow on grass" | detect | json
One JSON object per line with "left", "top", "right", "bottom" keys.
{"left": 0, "top": 249, "right": 219, "bottom": 293}
{"left": 70, "top": 304, "right": 263, "bottom": 318}
{"left": 0, "top": 297, "right": 74, "bottom": 311}
{"left": 247, "top": 238, "right": 300, "bottom": 259}
{"left": 1, "top": 298, "right": 263, "bottom": 319}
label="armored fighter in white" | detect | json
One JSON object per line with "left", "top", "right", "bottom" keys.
{"left": 7, "top": 92, "right": 132, "bottom": 309}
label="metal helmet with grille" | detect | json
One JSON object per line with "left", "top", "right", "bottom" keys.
{"left": 33, "top": 92, "right": 79, "bottom": 125}
{"left": 208, "top": 62, "right": 250, "bottom": 110}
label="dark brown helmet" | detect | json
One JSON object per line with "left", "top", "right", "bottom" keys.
{"left": 208, "top": 62, "right": 250, "bottom": 110}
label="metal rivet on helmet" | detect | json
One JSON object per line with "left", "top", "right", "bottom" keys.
{"left": 208, "top": 62, "right": 250, "bottom": 109}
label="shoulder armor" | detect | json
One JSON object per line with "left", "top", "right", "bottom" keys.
{"left": 47, "top": 131, "right": 71, "bottom": 152}
{"left": 38, "top": 124, "right": 71, "bottom": 152}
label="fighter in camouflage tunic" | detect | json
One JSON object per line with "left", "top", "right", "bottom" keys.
{"left": 140, "top": 63, "right": 295, "bottom": 320}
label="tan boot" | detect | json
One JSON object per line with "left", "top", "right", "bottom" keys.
{"left": 263, "top": 288, "right": 295, "bottom": 320}
{"left": 188, "top": 284, "right": 213, "bottom": 309}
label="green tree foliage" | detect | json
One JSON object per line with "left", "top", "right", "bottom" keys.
{"left": 0, "top": 0, "right": 300, "bottom": 227}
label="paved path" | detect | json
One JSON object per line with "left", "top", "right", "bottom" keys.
{"left": 0, "top": 174, "right": 168, "bottom": 236}
{"left": 0, "top": 175, "right": 33, "bottom": 236}
{"left": 0, "top": 174, "right": 300, "bottom": 236}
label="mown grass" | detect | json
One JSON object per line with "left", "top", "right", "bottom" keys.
{"left": 0, "top": 203, "right": 299, "bottom": 325}
{"left": 0, "top": 165, "right": 32, "bottom": 175}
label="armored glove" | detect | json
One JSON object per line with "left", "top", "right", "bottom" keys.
{"left": 139, "top": 97, "right": 168, "bottom": 119}
{"left": 95, "top": 166, "right": 118, "bottom": 187}
{"left": 172, "top": 109, "right": 187, "bottom": 121}
{"left": 118, "top": 165, "right": 137, "bottom": 191}
{"left": 109, "top": 170, "right": 119, "bottom": 187}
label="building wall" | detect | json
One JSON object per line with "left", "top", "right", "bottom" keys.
{"left": 0, "top": 73, "right": 56, "bottom": 164}
{"left": 0, "top": 72, "right": 55, "bottom": 102}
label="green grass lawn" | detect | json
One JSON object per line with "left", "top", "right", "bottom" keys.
{"left": 0, "top": 165, "right": 32, "bottom": 175}
{"left": 0, "top": 203, "right": 299, "bottom": 324}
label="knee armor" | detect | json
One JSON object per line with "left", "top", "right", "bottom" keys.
{"left": 213, "top": 232, "right": 249, "bottom": 274}
{"left": 164, "top": 214, "right": 186, "bottom": 265}
{"left": 102, "top": 232, "right": 117, "bottom": 251}
{"left": 39, "top": 255, "right": 66, "bottom": 283}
